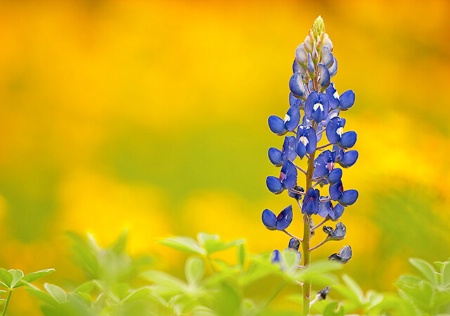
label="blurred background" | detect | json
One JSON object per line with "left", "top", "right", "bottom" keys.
{"left": 1, "top": 0, "right": 450, "bottom": 313}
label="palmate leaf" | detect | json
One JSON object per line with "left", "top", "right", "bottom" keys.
{"left": 0, "top": 268, "right": 52, "bottom": 289}
{"left": 44, "top": 283, "right": 67, "bottom": 304}
{"left": 197, "top": 232, "right": 245, "bottom": 255}
{"left": 396, "top": 275, "right": 434, "bottom": 312}
{"left": 409, "top": 258, "right": 438, "bottom": 286}
{"left": 185, "top": 256, "right": 204, "bottom": 286}
{"left": 160, "top": 236, "right": 206, "bottom": 255}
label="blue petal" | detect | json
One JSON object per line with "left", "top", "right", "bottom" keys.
{"left": 339, "top": 189, "right": 358, "bottom": 206}
{"left": 330, "top": 203, "right": 344, "bottom": 220}
{"left": 289, "top": 92, "right": 303, "bottom": 108}
{"left": 318, "top": 201, "right": 332, "bottom": 218}
{"left": 329, "top": 222, "right": 346, "bottom": 240}
{"left": 340, "top": 150, "right": 358, "bottom": 168}
{"left": 318, "top": 64, "right": 330, "bottom": 88}
{"left": 328, "top": 56, "right": 338, "bottom": 77}
{"left": 276, "top": 205, "right": 293, "bottom": 230}
{"left": 305, "top": 127, "right": 317, "bottom": 154}
{"left": 302, "top": 188, "right": 320, "bottom": 215}
{"left": 280, "top": 160, "right": 297, "bottom": 189}
{"left": 268, "top": 148, "right": 283, "bottom": 166}
{"left": 285, "top": 106, "right": 300, "bottom": 132}
{"left": 266, "top": 176, "right": 284, "bottom": 194}
{"left": 271, "top": 249, "right": 282, "bottom": 263}
{"left": 311, "top": 94, "right": 329, "bottom": 123}
{"left": 296, "top": 142, "right": 307, "bottom": 158}
{"left": 338, "top": 131, "right": 357, "bottom": 149}
{"left": 268, "top": 116, "right": 287, "bottom": 135}
{"left": 262, "top": 209, "right": 277, "bottom": 230}
{"left": 307, "top": 53, "right": 314, "bottom": 74}
{"left": 289, "top": 73, "right": 305, "bottom": 98}
{"left": 338, "top": 90, "right": 355, "bottom": 110}
{"left": 329, "top": 181, "right": 343, "bottom": 200}
{"left": 304, "top": 92, "right": 319, "bottom": 120}
{"left": 321, "top": 46, "right": 334, "bottom": 68}
{"left": 326, "top": 83, "right": 339, "bottom": 110}
{"left": 288, "top": 237, "right": 300, "bottom": 251}
{"left": 326, "top": 117, "right": 344, "bottom": 144}
{"left": 328, "top": 168, "right": 342, "bottom": 184}
{"left": 282, "top": 136, "right": 297, "bottom": 161}
{"left": 339, "top": 246, "right": 352, "bottom": 262}
{"left": 292, "top": 59, "right": 300, "bottom": 73}
{"left": 295, "top": 43, "right": 307, "bottom": 64}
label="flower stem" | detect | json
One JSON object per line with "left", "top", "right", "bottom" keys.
{"left": 3, "top": 289, "right": 12, "bottom": 316}
{"left": 302, "top": 147, "right": 316, "bottom": 316}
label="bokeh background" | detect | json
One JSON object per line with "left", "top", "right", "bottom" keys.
{"left": 1, "top": 0, "right": 450, "bottom": 314}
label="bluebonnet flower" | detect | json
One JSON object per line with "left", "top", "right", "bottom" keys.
{"left": 266, "top": 160, "right": 298, "bottom": 194}
{"left": 329, "top": 245, "right": 352, "bottom": 263}
{"left": 268, "top": 105, "right": 301, "bottom": 135}
{"left": 296, "top": 126, "right": 317, "bottom": 158}
{"left": 262, "top": 17, "right": 358, "bottom": 294}
{"left": 323, "top": 222, "right": 346, "bottom": 241}
{"left": 288, "top": 237, "right": 301, "bottom": 251}
{"left": 262, "top": 205, "right": 293, "bottom": 231}
{"left": 313, "top": 150, "right": 335, "bottom": 178}
{"left": 268, "top": 136, "right": 297, "bottom": 166}
{"left": 302, "top": 188, "right": 320, "bottom": 215}
{"left": 329, "top": 180, "right": 359, "bottom": 206}
{"left": 305, "top": 92, "right": 329, "bottom": 123}
{"left": 317, "top": 201, "right": 344, "bottom": 220}
{"left": 326, "top": 117, "right": 357, "bottom": 149}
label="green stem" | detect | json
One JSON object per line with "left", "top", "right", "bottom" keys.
{"left": 3, "top": 289, "right": 12, "bottom": 316}
{"left": 302, "top": 146, "right": 316, "bottom": 316}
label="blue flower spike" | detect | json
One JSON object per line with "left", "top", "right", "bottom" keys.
{"left": 261, "top": 205, "right": 293, "bottom": 231}
{"left": 263, "top": 17, "right": 358, "bottom": 288}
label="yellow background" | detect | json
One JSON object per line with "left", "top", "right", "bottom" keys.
{"left": 1, "top": 0, "right": 450, "bottom": 313}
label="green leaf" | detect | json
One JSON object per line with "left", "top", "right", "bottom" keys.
{"left": 160, "top": 236, "right": 205, "bottom": 255}
{"left": 433, "top": 286, "right": 450, "bottom": 307}
{"left": 282, "top": 249, "right": 301, "bottom": 274}
{"left": 26, "top": 286, "right": 59, "bottom": 306}
{"left": 74, "top": 280, "right": 97, "bottom": 294}
{"left": 141, "top": 270, "right": 187, "bottom": 292}
{"left": 237, "top": 244, "right": 246, "bottom": 269}
{"left": 185, "top": 256, "right": 204, "bottom": 286}
{"left": 410, "top": 258, "right": 438, "bottom": 285}
{"left": 44, "top": 283, "right": 67, "bottom": 304}
{"left": 18, "top": 268, "right": 55, "bottom": 287}
{"left": 342, "top": 274, "right": 365, "bottom": 304}
{"left": 110, "top": 230, "right": 128, "bottom": 254}
{"left": 122, "top": 286, "right": 152, "bottom": 303}
{"left": 0, "top": 268, "right": 13, "bottom": 288}
{"left": 323, "top": 302, "right": 345, "bottom": 316}
{"left": 198, "top": 233, "right": 245, "bottom": 255}
{"left": 441, "top": 260, "right": 450, "bottom": 287}
{"left": 9, "top": 269, "right": 24, "bottom": 288}
{"left": 397, "top": 275, "right": 434, "bottom": 311}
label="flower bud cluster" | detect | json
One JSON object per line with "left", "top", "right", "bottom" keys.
{"left": 262, "top": 16, "right": 358, "bottom": 264}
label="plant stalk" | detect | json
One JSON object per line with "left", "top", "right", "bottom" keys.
{"left": 3, "top": 289, "right": 12, "bottom": 316}
{"left": 302, "top": 148, "right": 316, "bottom": 316}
